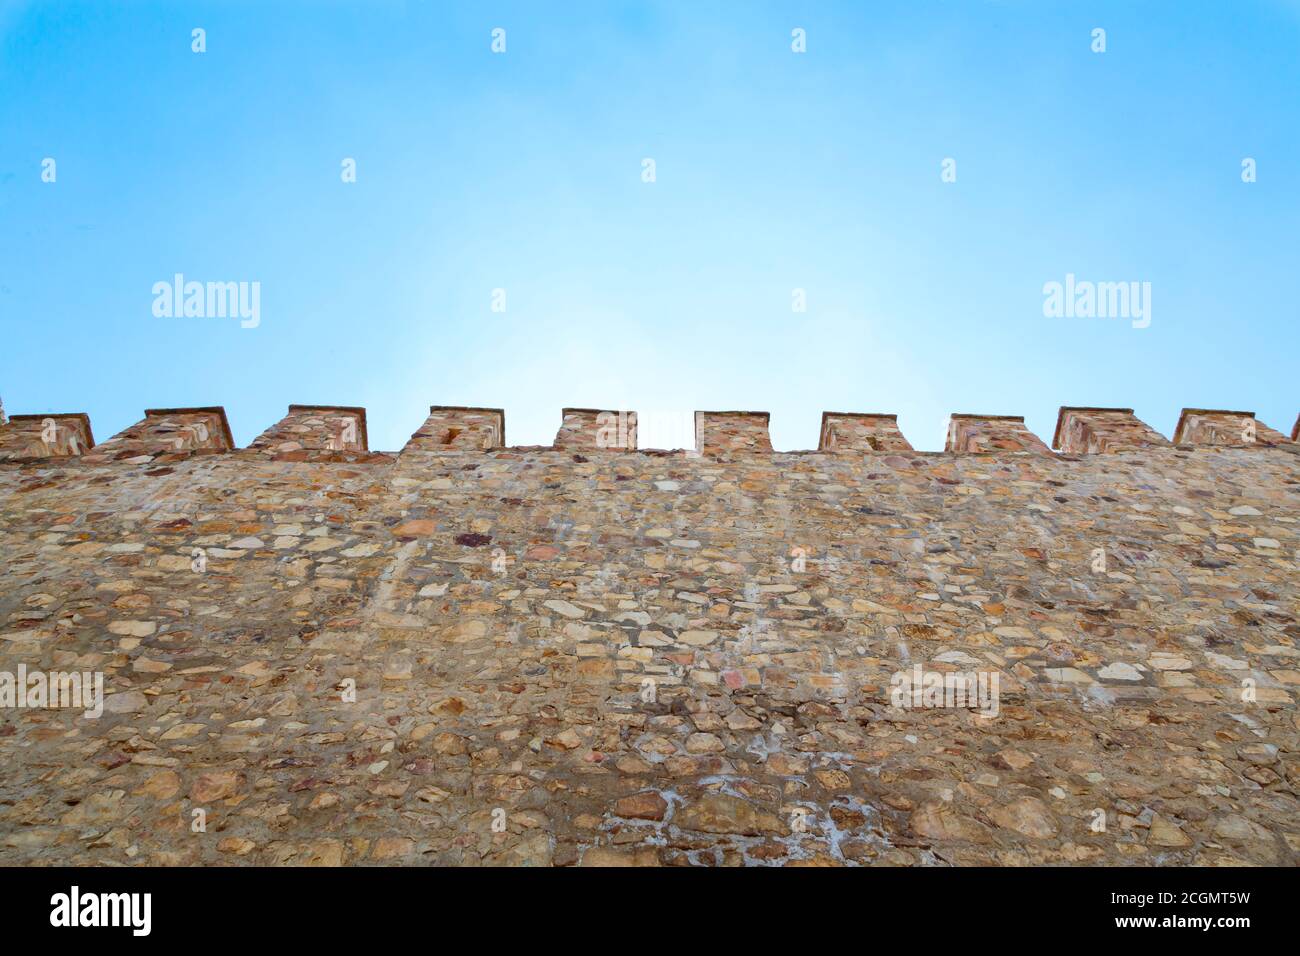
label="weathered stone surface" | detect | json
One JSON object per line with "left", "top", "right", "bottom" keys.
{"left": 0, "top": 404, "right": 1297, "bottom": 867}
{"left": 1148, "top": 815, "right": 1193, "bottom": 848}
{"left": 579, "top": 846, "right": 660, "bottom": 867}
{"left": 911, "top": 801, "right": 992, "bottom": 844}
{"left": 191, "top": 771, "right": 245, "bottom": 803}
{"left": 987, "top": 797, "right": 1058, "bottom": 839}
{"left": 612, "top": 791, "right": 668, "bottom": 821}
{"left": 676, "top": 794, "right": 787, "bottom": 836}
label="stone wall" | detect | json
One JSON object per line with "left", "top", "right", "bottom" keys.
{"left": 0, "top": 403, "right": 1296, "bottom": 866}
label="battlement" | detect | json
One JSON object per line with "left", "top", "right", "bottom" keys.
{"left": 0, "top": 390, "right": 1297, "bottom": 870}
{"left": 0, "top": 400, "right": 1295, "bottom": 463}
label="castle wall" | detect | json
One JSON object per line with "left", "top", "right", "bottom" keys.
{"left": 0, "top": 404, "right": 1296, "bottom": 866}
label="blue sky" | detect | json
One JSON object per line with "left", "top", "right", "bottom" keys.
{"left": 2, "top": 1, "right": 1297, "bottom": 451}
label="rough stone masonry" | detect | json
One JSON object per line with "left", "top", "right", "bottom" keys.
{"left": 0, "top": 403, "right": 1297, "bottom": 866}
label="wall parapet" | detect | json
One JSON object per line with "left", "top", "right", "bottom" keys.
{"left": 4, "top": 399, "right": 1300, "bottom": 461}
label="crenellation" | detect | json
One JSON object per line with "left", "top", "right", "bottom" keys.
{"left": 9, "top": 404, "right": 1289, "bottom": 459}
{"left": 0, "top": 396, "right": 1297, "bottom": 868}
